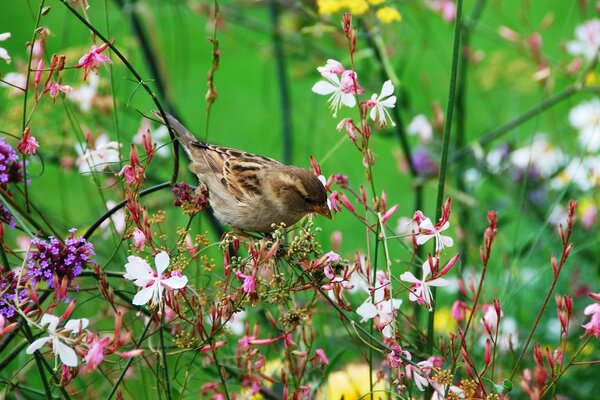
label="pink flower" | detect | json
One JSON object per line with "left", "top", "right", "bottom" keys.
{"left": 131, "top": 228, "right": 146, "bottom": 250}
{"left": 317, "top": 59, "right": 345, "bottom": 75}
{"left": 582, "top": 295, "right": 600, "bottom": 338}
{"left": 17, "top": 128, "right": 39, "bottom": 155}
{"left": 47, "top": 81, "right": 72, "bottom": 99}
{"left": 451, "top": 300, "right": 468, "bottom": 322}
{"left": 77, "top": 43, "right": 112, "bottom": 81}
{"left": 312, "top": 69, "right": 364, "bottom": 117}
{"left": 236, "top": 271, "right": 256, "bottom": 294}
{"left": 314, "top": 348, "right": 329, "bottom": 366}
{"left": 83, "top": 335, "right": 109, "bottom": 373}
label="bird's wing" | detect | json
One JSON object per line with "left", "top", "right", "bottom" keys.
{"left": 191, "top": 141, "right": 282, "bottom": 202}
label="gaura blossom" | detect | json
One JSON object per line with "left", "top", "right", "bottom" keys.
{"left": 406, "top": 360, "right": 433, "bottom": 391}
{"left": 0, "top": 32, "right": 11, "bottom": 63}
{"left": 366, "top": 80, "right": 396, "bottom": 128}
{"left": 82, "top": 335, "right": 109, "bottom": 373}
{"left": 356, "top": 297, "right": 402, "bottom": 338}
{"left": 123, "top": 252, "right": 188, "bottom": 308}
{"left": 582, "top": 293, "right": 600, "bottom": 338}
{"left": 47, "top": 81, "right": 72, "bottom": 99}
{"left": 17, "top": 128, "right": 39, "bottom": 155}
{"left": 400, "top": 258, "right": 451, "bottom": 310}
{"left": 416, "top": 218, "right": 454, "bottom": 252}
{"left": 75, "top": 134, "right": 121, "bottom": 173}
{"left": 26, "top": 313, "right": 89, "bottom": 367}
{"left": 407, "top": 114, "right": 433, "bottom": 143}
{"left": 317, "top": 59, "right": 345, "bottom": 75}
{"left": 569, "top": 98, "right": 600, "bottom": 152}
{"left": 77, "top": 43, "right": 113, "bottom": 81}
{"left": 312, "top": 70, "right": 364, "bottom": 117}
{"left": 566, "top": 19, "right": 600, "bottom": 61}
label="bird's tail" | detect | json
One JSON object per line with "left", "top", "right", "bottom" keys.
{"left": 152, "top": 111, "right": 202, "bottom": 151}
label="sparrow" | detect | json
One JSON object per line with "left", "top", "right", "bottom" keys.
{"left": 155, "top": 112, "right": 332, "bottom": 232}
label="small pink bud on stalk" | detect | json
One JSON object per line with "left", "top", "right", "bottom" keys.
{"left": 439, "top": 253, "right": 460, "bottom": 276}
{"left": 339, "top": 192, "right": 355, "bottom": 213}
{"left": 545, "top": 346, "right": 554, "bottom": 370}
{"left": 142, "top": 132, "right": 154, "bottom": 158}
{"left": 61, "top": 300, "right": 77, "bottom": 321}
{"left": 484, "top": 338, "right": 491, "bottom": 367}
{"left": 309, "top": 155, "right": 322, "bottom": 176}
{"left": 116, "top": 349, "right": 144, "bottom": 358}
{"left": 34, "top": 58, "right": 44, "bottom": 99}
{"left": 199, "top": 341, "right": 226, "bottom": 352}
{"left": 381, "top": 204, "right": 399, "bottom": 224}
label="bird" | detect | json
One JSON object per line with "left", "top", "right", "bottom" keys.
{"left": 154, "top": 112, "right": 332, "bottom": 233}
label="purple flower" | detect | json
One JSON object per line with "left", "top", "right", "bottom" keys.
{"left": 411, "top": 148, "right": 438, "bottom": 177}
{"left": 0, "top": 138, "right": 24, "bottom": 189}
{"left": 0, "top": 203, "right": 15, "bottom": 228}
{"left": 27, "top": 229, "right": 95, "bottom": 297}
{"left": 0, "top": 266, "right": 28, "bottom": 320}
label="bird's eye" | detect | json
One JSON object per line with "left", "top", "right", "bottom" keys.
{"left": 303, "top": 196, "right": 311, "bottom": 204}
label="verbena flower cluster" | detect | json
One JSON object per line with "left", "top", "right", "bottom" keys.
{"left": 0, "top": 137, "right": 23, "bottom": 189}
{"left": 0, "top": 266, "right": 28, "bottom": 319}
{"left": 27, "top": 229, "right": 95, "bottom": 290}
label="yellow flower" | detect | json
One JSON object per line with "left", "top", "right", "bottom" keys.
{"left": 318, "top": 363, "right": 386, "bottom": 399}
{"left": 584, "top": 70, "right": 600, "bottom": 87}
{"left": 317, "top": 0, "right": 345, "bottom": 15}
{"left": 376, "top": 6, "right": 402, "bottom": 24}
{"left": 434, "top": 306, "right": 457, "bottom": 335}
{"left": 346, "top": 0, "right": 370, "bottom": 15}
{"left": 368, "top": 0, "right": 385, "bottom": 4}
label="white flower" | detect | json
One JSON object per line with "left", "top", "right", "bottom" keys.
{"left": 0, "top": 72, "right": 26, "bottom": 97}
{"left": 0, "top": 32, "right": 12, "bottom": 63}
{"left": 509, "top": 133, "right": 564, "bottom": 177}
{"left": 400, "top": 259, "right": 451, "bottom": 310}
{"left": 123, "top": 252, "right": 188, "bottom": 308}
{"left": 226, "top": 311, "right": 247, "bottom": 336}
{"left": 76, "top": 133, "right": 121, "bottom": 173}
{"left": 26, "top": 313, "right": 89, "bottom": 367}
{"left": 567, "top": 19, "right": 600, "bottom": 61}
{"left": 312, "top": 70, "right": 361, "bottom": 117}
{"left": 100, "top": 200, "right": 126, "bottom": 234}
{"left": 550, "top": 156, "right": 600, "bottom": 191}
{"left": 569, "top": 98, "right": 600, "bottom": 152}
{"left": 416, "top": 218, "right": 453, "bottom": 252}
{"left": 432, "top": 383, "right": 465, "bottom": 400}
{"left": 406, "top": 361, "right": 432, "bottom": 391}
{"left": 67, "top": 73, "right": 99, "bottom": 112}
{"left": 407, "top": 114, "right": 432, "bottom": 143}
{"left": 356, "top": 298, "right": 402, "bottom": 338}
{"left": 368, "top": 80, "right": 396, "bottom": 128}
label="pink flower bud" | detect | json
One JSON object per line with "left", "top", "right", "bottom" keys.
{"left": 132, "top": 228, "right": 146, "bottom": 250}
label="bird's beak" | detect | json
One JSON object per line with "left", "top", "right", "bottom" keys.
{"left": 312, "top": 204, "right": 332, "bottom": 219}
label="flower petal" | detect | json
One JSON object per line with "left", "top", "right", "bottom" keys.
{"left": 356, "top": 302, "right": 378, "bottom": 321}
{"left": 124, "top": 256, "right": 153, "bottom": 283}
{"left": 132, "top": 285, "right": 156, "bottom": 306}
{"left": 379, "top": 80, "right": 395, "bottom": 99}
{"left": 40, "top": 314, "right": 59, "bottom": 332}
{"left": 55, "top": 340, "right": 78, "bottom": 367}
{"left": 155, "top": 252, "right": 170, "bottom": 274}
{"left": 311, "top": 81, "right": 337, "bottom": 95}
{"left": 162, "top": 274, "right": 188, "bottom": 290}
{"left": 64, "top": 318, "right": 89, "bottom": 333}
{"left": 26, "top": 337, "right": 52, "bottom": 354}
{"left": 400, "top": 271, "right": 419, "bottom": 284}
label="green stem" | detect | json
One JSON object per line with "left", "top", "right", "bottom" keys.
{"left": 428, "top": 0, "right": 464, "bottom": 357}
{"left": 106, "top": 316, "right": 153, "bottom": 400}
{"left": 159, "top": 313, "right": 173, "bottom": 400}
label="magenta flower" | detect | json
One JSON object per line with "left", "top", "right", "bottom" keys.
{"left": 17, "top": 128, "right": 39, "bottom": 155}
{"left": 47, "top": 81, "right": 72, "bottom": 99}
{"left": 235, "top": 271, "right": 256, "bottom": 294}
{"left": 77, "top": 43, "right": 112, "bottom": 81}
{"left": 82, "top": 335, "right": 109, "bottom": 373}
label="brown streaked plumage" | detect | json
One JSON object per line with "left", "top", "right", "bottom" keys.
{"left": 154, "top": 112, "right": 332, "bottom": 232}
